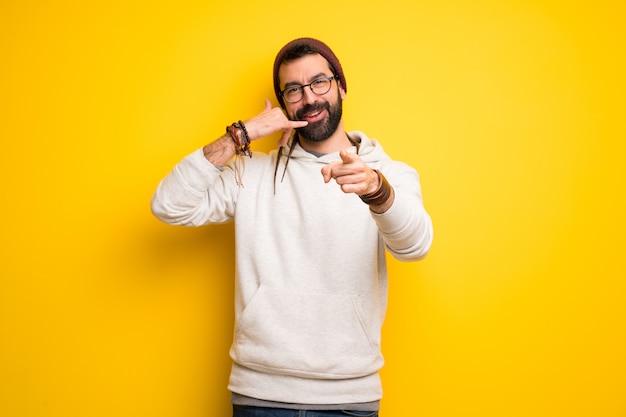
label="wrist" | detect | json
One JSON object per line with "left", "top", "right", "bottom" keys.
{"left": 363, "top": 169, "right": 382, "bottom": 195}
{"left": 359, "top": 170, "right": 392, "bottom": 206}
{"left": 226, "top": 121, "right": 252, "bottom": 157}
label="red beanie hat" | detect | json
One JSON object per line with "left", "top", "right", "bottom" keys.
{"left": 273, "top": 38, "right": 346, "bottom": 108}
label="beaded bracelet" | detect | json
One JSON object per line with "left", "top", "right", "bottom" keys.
{"left": 226, "top": 121, "right": 252, "bottom": 158}
{"left": 225, "top": 121, "right": 252, "bottom": 187}
{"left": 237, "top": 120, "right": 252, "bottom": 157}
{"left": 359, "top": 170, "right": 392, "bottom": 206}
{"left": 226, "top": 124, "right": 241, "bottom": 149}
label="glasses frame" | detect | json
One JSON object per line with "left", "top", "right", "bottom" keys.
{"left": 280, "top": 76, "right": 335, "bottom": 104}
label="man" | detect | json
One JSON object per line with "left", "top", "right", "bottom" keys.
{"left": 151, "top": 38, "right": 433, "bottom": 416}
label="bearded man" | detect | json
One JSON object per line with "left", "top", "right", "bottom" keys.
{"left": 151, "top": 38, "right": 433, "bottom": 416}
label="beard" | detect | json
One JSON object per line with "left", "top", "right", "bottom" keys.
{"left": 290, "top": 95, "right": 343, "bottom": 143}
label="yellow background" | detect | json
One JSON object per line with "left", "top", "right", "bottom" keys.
{"left": 1, "top": 0, "right": 624, "bottom": 416}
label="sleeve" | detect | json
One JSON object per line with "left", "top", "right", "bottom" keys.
{"left": 371, "top": 164, "right": 434, "bottom": 261}
{"left": 150, "top": 148, "right": 238, "bottom": 226}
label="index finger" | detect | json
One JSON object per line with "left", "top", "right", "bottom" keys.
{"left": 339, "top": 149, "right": 359, "bottom": 164}
{"left": 289, "top": 120, "right": 308, "bottom": 129}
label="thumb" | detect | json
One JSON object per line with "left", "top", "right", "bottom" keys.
{"left": 264, "top": 98, "right": 272, "bottom": 111}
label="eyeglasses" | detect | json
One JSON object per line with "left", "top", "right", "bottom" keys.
{"left": 280, "top": 76, "right": 335, "bottom": 103}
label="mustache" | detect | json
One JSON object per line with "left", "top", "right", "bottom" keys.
{"left": 295, "top": 102, "right": 330, "bottom": 121}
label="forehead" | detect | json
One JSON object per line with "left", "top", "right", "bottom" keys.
{"left": 278, "top": 53, "right": 332, "bottom": 87}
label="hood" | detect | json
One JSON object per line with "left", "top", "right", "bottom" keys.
{"left": 282, "top": 130, "right": 388, "bottom": 165}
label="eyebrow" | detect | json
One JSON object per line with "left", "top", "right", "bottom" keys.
{"left": 282, "top": 72, "right": 329, "bottom": 89}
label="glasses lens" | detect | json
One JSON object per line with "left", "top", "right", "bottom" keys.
{"left": 282, "top": 77, "right": 333, "bottom": 103}
{"left": 311, "top": 77, "right": 332, "bottom": 94}
{"left": 283, "top": 87, "right": 303, "bottom": 103}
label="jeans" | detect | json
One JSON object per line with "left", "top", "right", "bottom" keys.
{"left": 232, "top": 405, "right": 378, "bottom": 417}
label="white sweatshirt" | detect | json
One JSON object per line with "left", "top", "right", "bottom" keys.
{"left": 151, "top": 131, "right": 433, "bottom": 405}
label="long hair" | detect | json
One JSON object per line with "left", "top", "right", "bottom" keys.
{"left": 273, "top": 132, "right": 300, "bottom": 194}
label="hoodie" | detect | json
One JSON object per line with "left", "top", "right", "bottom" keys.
{"left": 151, "top": 131, "right": 433, "bottom": 405}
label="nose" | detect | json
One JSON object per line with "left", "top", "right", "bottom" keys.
{"left": 300, "top": 86, "right": 318, "bottom": 104}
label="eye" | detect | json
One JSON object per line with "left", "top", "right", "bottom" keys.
{"left": 311, "top": 78, "right": 326, "bottom": 86}
{"left": 285, "top": 86, "right": 301, "bottom": 95}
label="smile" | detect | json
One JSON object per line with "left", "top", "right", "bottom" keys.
{"left": 301, "top": 108, "right": 326, "bottom": 123}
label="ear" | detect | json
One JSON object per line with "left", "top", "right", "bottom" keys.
{"left": 339, "top": 84, "right": 346, "bottom": 100}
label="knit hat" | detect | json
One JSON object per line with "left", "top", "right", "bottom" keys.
{"left": 273, "top": 37, "right": 346, "bottom": 108}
